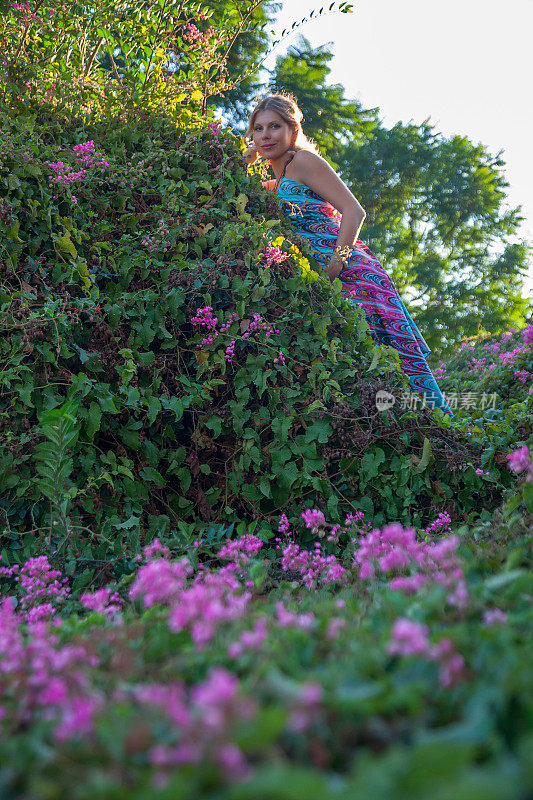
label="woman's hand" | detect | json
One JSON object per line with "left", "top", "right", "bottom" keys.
{"left": 243, "top": 145, "right": 258, "bottom": 165}
{"left": 326, "top": 254, "right": 343, "bottom": 282}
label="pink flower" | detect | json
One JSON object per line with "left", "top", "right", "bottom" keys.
{"left": 301, "top": 509, "right": 326, "bottom": 530}
{"left": 182, "top": 22, "right": 203, "bottom": 45}
{"left": 389, "top": 574, "right": 428, "bottom": 593}
{"left": 228, "top": 617, "right": 267, "bottom": 657}
{"left": 326, "top": 616, "right": 346, "bottom": 640}
{"left": 513, "top": 370, "right": 531, "bottom": 384}
{"left": 438, "top": 652, "right": 465, "bottom": 688}
{"left": 354, "top": 524, "right": 467, "bottom": 607}
{"left": 54, "top": 695, "right": 102, "bottom": 742}
{"left": 80, "top": 587, "right": 122, "bottom": 616}
{"left": 129, "top": 557, "right": 192, "bottom": 608}
{"left": 424, "top": 511, "right": 452, "bottom": 534}
{"left": 216, "top": 743, "right": 251, "bottom": 781}
{"left": 301, "top": 681, "right": 323, "bottom": 705}
{"left": 274, "top": 349, "right": 286, "bottom": 366}
{"left": 483, "top": 608, "right": 508, "bottom": 625}
{"left": 387, "top": 618, "right": 430, "bottom": 656}
{"left": 278, "top": 513, "right": 290, "bottom": 533}
{"left": 138, "top": 668, "right": 255, "bottom": 780}
{"left": 217, "top": 534, "right": 263, "bottom": 567}
{"left": 26, "top": 603, "right": 56, "bottom": 623}
{"left": 523, "top": 324, "right": 533, "bottom": 345}
{"left": 275, "top": 601, "right": 315, "bottom": 629}
{"left": 388, "top": 623, "right": 466, "bottom": 688}
{"left": 16, "top": 556, "right": 70, "bottom": 617}
{"left": 191, "top": 667, "right": 239, "bottom": 710}
{"left": 264, "top": 246, "right": 288, "bottom": 267}
{"left": 378, "top": 548, "right": 411, "bottom": 573}
{"left": 143, "top": 537, "right": 170, "bottom": 560}
{"left": 38, "top": 677, "right": 68, "bottom": 705}
{"left": 281, "top": 541, "right": 347, "bottom": 590}
{"left": 344, "top": 511, "right": 366, "bottom": 526}
{"left": 508, "top": 445, "right": 531, "bottom": 474}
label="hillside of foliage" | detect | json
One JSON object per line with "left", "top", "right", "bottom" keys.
{"left": 2, "top": 107, "right": 524, "bottom": 577}
{"left": 1, "top": 1, "right": 532, "bottom": 797}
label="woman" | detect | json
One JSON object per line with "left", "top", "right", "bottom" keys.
{"left": 244, "top": 93, "right": 453, "bottom": 418}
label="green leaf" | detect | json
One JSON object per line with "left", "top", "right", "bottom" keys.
{"left": 259, "top": 477, "right": 272, "bottom": 498}
{"left": 86, "top": 402, "right": 102, "bottom": 438}
{"left": 146, "top": 397, "right": 162, "bottom": 425}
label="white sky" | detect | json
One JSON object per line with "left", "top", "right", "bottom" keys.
{"left": 265, "top": 0, "right": 533, "bottom": 299}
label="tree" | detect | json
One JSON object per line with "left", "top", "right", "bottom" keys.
{"left": 267, "top": 36, "right": 377, "bottom": 167}
{"left": 206, "top": 0, "right": 281, "bottom": 123}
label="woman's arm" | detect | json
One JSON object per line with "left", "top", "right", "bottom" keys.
{"left": 289, "top": 150, "right": 366, "bottom": 281}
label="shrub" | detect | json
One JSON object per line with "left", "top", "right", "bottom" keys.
{"left": 0, "top": 112, "right": 505, "bottom": 579}
{"left": 0, "top": 511, "right": 531, "bottom": 799}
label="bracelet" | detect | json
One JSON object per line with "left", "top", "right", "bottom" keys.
{"left": 333, "top": 245, "right": 350, "bottom": 265}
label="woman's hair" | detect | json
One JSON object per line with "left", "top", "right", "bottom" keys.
{"left": 245, "top": 92, "right": 319, "bottom": 155}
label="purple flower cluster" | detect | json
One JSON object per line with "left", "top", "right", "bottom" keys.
{"left": 0, "top": 555, "right": 70, "bottom": 622}
{"left": 278, "top": 513, "right": 290, "bottom": 533}
{"left": 513, "top": 370, "right": 532, "bottom": 384}
{"left": 508, "top": 444, "right": 533, "bottom": 481}
{"left": 455, "top": 329, "right": 531, "bottom": 387}
{"left": 190, "top": 306, "right": 283, "bottom": 366}
{"left": 242, "top": 312, "right": 281, "bottom": 340}
{"left": 0, "top": 596, "right": 102, "bottom": 740}
{"left": 217, "top": 534, "right": 264, "bottom": 569}
{"left": 134, "top": 667, "right": 255, "bottom": 784}
{"left": 281, "top": 541, "right": 348, "bottom": 591}
{"left": 9, "top": 0, "right": 45, "bottom": 23}
{"left": 191, "top": 306, "right": 220, "bottom": 347}
{"left": 264, "top": 246, "right": 288, "bottom": 267}
{"left": 168, "top": 569, "right": 251, "bottom": 649}
{"left": 46, "top": 141, "right": 110, "bottom": 205}
{"left": 277, "top": 509, "right": 370, "bottom": 550}
{"left": 275, "top": 601, "right": 315, "bottom": 630}
{"left": 498, "top": 345, "right": 530, "bottom": 367}
{"left": 129, "top": 540, "right": 254, "bottom": 650}
{"left": 227, "top": 617, "right": 267, "bottom": 658}
{"left": 182, "top": 22, "right": 203, "bottom": 46}
{"left": 80, "top": 587, "right": 123, "bottom": 617}
{"left": 388, "top": 618, "right": 465, "bottom": 687}
{"left": 424, "top": 511, "right": 452, "bottom": 534}
{"left": 483, "top": 608, "right": 507, "bottom": 625}
{"left": 354, "top": 523, "right": 468, "bottom": 608}
{"left": 301, "top": 508, "right": 326, "bottom": 531}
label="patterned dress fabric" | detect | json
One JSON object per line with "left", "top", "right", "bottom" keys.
{"left": 277, "top": 175, "right": 454, "bottom": 417}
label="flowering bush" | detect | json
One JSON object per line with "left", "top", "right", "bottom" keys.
{"left": 0, "top": 110, "right": 502, "bottom": 582}
{"left": 435, "top": 326, "right": 533, "bottom": 516}
{"left": 437, "top": 326, "right": 532, "bottom": 410}
{"left": 0, "top": 505, "right": 531, "bottom": 798}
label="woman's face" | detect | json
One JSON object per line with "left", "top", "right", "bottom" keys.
{"left": 252, "top": 110, "right": 295, "bottom": 160}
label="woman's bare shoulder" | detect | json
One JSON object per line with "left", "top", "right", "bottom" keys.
{"left": 289, "top": 149, "right": 335, "bottom": 179}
